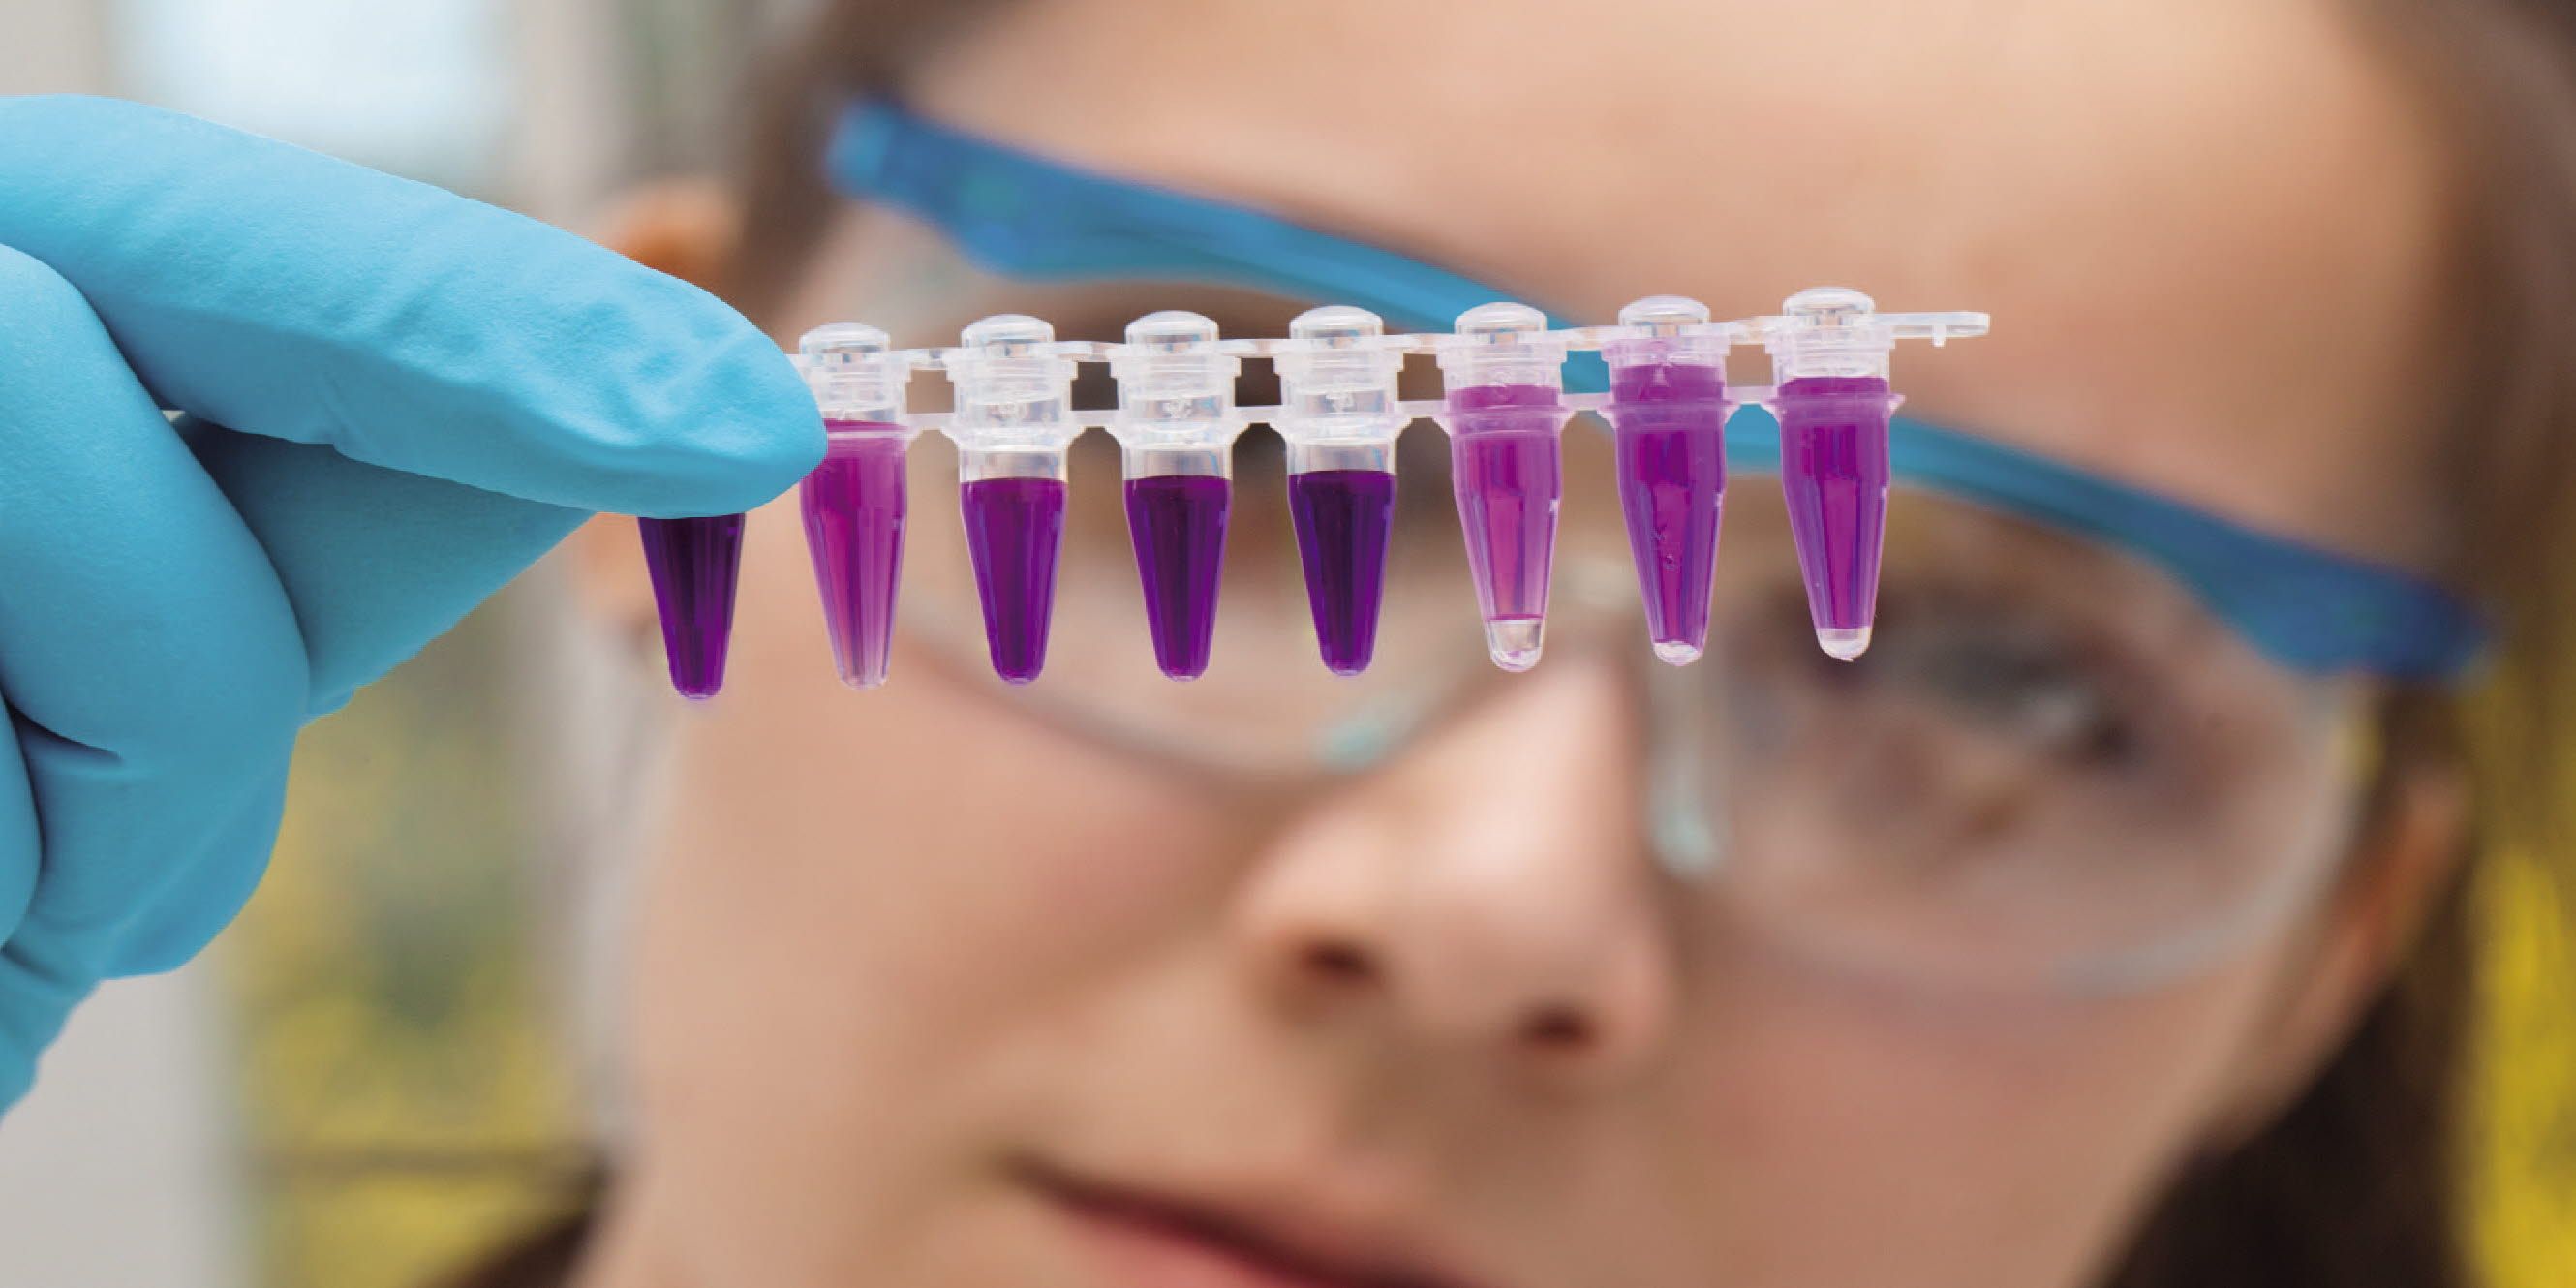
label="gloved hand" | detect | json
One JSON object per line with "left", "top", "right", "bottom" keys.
{"left": 0, "top": 96, "right": 821, "bottom": 1110}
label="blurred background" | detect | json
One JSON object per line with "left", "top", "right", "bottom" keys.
{"left": 0, "top": 1, "right": 2569, "bottom": 1285}
{"left": 0, "top": 2, "right": 772, "bottom": 1284}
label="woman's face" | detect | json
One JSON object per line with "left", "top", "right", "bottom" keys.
{"left": 594, "top": 2, "right": 2463, "bottom": 1286}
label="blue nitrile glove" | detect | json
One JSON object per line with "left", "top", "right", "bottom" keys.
{"left": 0, "top": 96, "right": 823, "bottom": 1111}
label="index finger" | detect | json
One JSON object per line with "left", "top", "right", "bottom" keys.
{"left": 0, "top": 95, "right": 822, "bottom": 518}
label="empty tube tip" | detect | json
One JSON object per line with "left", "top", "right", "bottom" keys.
{"left": 1817, "top": 625, "right": 1873, "bottom": 661}
{"left": 1652, "top": 639, "right": 1705, "bottom": 666}
{"left": 1485, "top": 618, "right": 1546, "bottom": 672}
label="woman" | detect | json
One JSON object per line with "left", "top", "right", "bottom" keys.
{"left": 472, "top": 0, "right": 2576, "bottom": 1283}
{"left": 0, "top": 0, "right": 2565, "bottom": 1286}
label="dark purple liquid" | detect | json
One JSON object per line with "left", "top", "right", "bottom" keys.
{"left": 638, "top": 513, "right": 747, "bottom": 699}
{"left": 800, "top": 425, "right": 908, "bottom": 689}
{"left": 1776, "top": 375, "right": 1894, "bottom": 655}
{"left": 1288, "top": 469, "right": 1396, "bottom": 676}
{"left": 1608, "top": 360, "right": 1729, "bottom": 661}
{"left": 1445, "top": 384, "right": 1565, "bottom": 658}
{"left": 960, "top": 475, "right": 1068, "bottom": 684}
{"left": 1123, "top": 474, "right": 1233, "bottom": 680}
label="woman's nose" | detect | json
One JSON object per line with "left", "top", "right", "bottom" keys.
{"left": 1232, "top": 659, "right": 1678, "bottom": 1088}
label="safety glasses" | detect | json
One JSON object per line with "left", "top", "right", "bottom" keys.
{"left": 736, "top": 99, "right": 2459, "bottom": 997}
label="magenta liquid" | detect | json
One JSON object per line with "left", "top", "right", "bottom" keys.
{"left": 1123, "top": 474, "right": 1232, "bottom": 680}
{"left": 638, "top": 512, "right": 747, "bottom": 699}
{"left": 1775, "top": 375, "right": 1894, "bottom": 658}
{"left": 1446, "top": 383, "right": 1565, "bottom": 665}
{"left": 800, "top": 425, "right": 908, "bottom": 689}
{"left": 1288, "top": 469, "right": 1396, "bottom": 676}
{"left": 1607, "top": 360, "right": 1728, "bottom": 663}
{"left": 960, "top": 475, "right": 1068, "bottom": 684}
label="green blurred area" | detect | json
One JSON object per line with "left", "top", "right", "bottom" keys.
{"left": 224, "top": 599, "right": 586, "bottom": 1288}
{"left": 224, "top": 612, "right": 2576, "bottom": 1287}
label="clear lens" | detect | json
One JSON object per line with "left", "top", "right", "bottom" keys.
{"left": 1696, "top": 487, "right": 2361, "bottom": 995}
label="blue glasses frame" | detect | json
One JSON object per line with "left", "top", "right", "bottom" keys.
{"left": 825, "top": 100, "right": 2486, "bottom": 683}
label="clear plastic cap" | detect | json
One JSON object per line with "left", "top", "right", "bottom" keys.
{"left": 1105, "top": 311, "right": 1245, "bottom": 447}
{"left": 1273, "top": 305, "right": 1409, "bottom": 443}
{"left": 1756, "top": 287, "right": 1989, "bottom": 383}
{"left": 1607, "top": 294, "right": 1728, "bottom": 371}
{"left": 1436, "top": 301, "right": 1570, "bottom": 393}
{"left": 938, "top": 314, "right": 1087, "bottom": 449}
{"left": 799, "top": 322, "right": 914, "bottom": 423}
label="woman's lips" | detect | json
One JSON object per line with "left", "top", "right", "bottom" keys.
{"left": 1022, "top": 1156, "right": 1484, "bottom": 1288}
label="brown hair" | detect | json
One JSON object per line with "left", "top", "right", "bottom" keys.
{"left": 719, "top": 0, "right": 1009, "bottom": 321}
{"left": 446, "top": 2, "right": 2576, "bottom": 1284}
{"left": 2122, "top": 3, "right": 2576, "bottom": 1280}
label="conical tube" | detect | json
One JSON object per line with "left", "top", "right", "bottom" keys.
{"left": 1432, "top": 303, "right": 1572, "bottom": 671}
{"left": 1603, "top": 295, "right": 1732, "bottom": 665}
{"left": 1105, "top": 311, "right": 1247, "bottom": 680}
{"left": 1761, "top": 288, "right": 1903, "bottom": 661}
{"left": 938, "top": 315, "right": 1086, "bottom": 684}
{"left": 1273, "top": 305, "right": 1408, "bottom": 676}
{"left": 797, "top": 322, "right": 921, "bottom": 690}
{"left": 639, "top": 512, "right": 747, "bottom": 699}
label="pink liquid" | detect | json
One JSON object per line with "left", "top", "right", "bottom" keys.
{"left": 1446, "top": 383, "right": 1565, "bottom": 665}
{"left": 960, "top": 475, "right": 1068, "bottom": 684}
{"left": 1608, "top": 360, "right": 1728, "bottom": 663}
{"left": 1288, "top": 469, "right": 1396, "bottom": 676}
{"left": 1776, "top": 375, "right": 1894, "bottom": 658}
{"left": 800, "top": 425, "right": 908, "bottom": 689}
{"left": 1123, "top": 474, "right": 1232, "bottom": 680}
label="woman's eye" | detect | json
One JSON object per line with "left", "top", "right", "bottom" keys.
{"left": 1862, "top": 607, "right": 2149, "bottom": 772}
